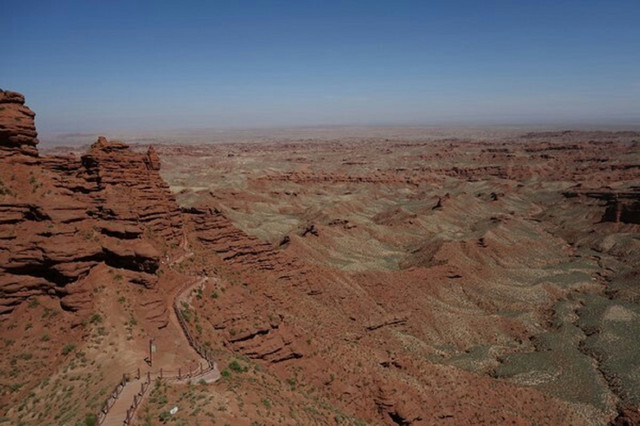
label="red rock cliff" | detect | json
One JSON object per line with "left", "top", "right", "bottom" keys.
{"left": 0, "top": 91, "right": 182, "bottom": 316}
{"left": 0, "top": 90, "right": 39, "bottom": 161}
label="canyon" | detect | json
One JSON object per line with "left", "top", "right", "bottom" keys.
{"left": 1, "top": 90, "right": 639, "bottom": 425}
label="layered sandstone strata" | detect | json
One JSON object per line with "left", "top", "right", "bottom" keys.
{"left": 0, "top": 91, "right": 181, "bottom": 316}
{"left": 0, "top": 90, "right": 39, "bottom": 161}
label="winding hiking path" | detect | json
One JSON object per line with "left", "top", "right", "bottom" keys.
{"left": 101, "top": 244, "right": 220, "bottom": 425}
{"left": 101, "top": 378, "right": 143, "bottom": 426}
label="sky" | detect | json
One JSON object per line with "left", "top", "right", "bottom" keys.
{"left": 2, "top": 0, "right": 640, "bottom": 139}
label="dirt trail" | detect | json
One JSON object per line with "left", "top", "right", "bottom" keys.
{"left": 100, "top": 274, "right": 219, "bottom": 425}
{"left": 100, "top": 378, "right": 142, "bottom": 426}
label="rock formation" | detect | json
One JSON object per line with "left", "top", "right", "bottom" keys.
{"left": 80, "top": 137, "right": 183, "bottom": 243}
{"left": 186, "top": 205, "right": 293, "bottom": 273}
{"left": 3, "top": 90, "right": 639, "bottom": 425}
{"left": 563, "top": 188, "right": 640, "bottom": 225}
{"left": 0, "top": 90, "right": 181, "bottom": 316}
{"left": 0, "top": 90, "right": 39, "bottom": 161}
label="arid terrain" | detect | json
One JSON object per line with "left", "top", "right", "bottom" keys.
{"left": 1, "top": 90, "right": 639, "bottom": 425}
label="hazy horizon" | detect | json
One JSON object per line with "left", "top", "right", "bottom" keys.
{"left": 38, "top": 123, "right": 640, "bottom": 149}
{"left": 3, "top": 0, "right": 640, "bottom": 139}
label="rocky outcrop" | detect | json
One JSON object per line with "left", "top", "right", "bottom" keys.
{"left": 139, "top": 296, "right": 170, "bottom": 329}
{"left": 300, "top": 223, "right": 319, "bottom": 237}
{"left": 0, "top": 90, "right": 39, "bottom": 161}
{"left": 101, "top": 238, "right": 160, "bottom": 274}
{"left": 374, "top": 383, "right": 424, "bottom": 425}
{"left": 612, "top": 407, "right": 640, "bottom": 426}
{"left": 221, "top": 319, "right": 304, "bottom": 363}
{"left": 186, "top": 204, "right": 326, "bottom": 293}
{"left": 81, "top": 137, "right": 183, "bottom": 243}
{"left": 145, "top": 145, "right": 161, "bottom": 170}
{"left": 252, "top": 170, "right": 421, "bottom": 186}
{"left": 0, "top": 192, "right": 165, "bottom": 314}
{"left": 595, "top": 191, "right": 640, "bottom": 225}
{"left": 186, "top": 205, "right": 288, "bottom": 272}
{"left": 365, "top": 314, "right": 408, "bottom": 331}
{"left": 0, "top": 92, "right": 183, "bottom": 315}
{"left": 563, "top": 188, "right": 640, "bottom": 225}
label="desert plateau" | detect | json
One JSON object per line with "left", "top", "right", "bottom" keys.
{"left": 3, "top": 2, "right": 640, "bottom": 425}
{"left": 0, "top": 89, "right": 638, "bottom": 425}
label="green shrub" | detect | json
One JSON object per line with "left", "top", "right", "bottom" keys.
{"left": 62, "top": 344, "right": 76, "bottom": 355}
{"left": 181, "top": 308, "right": 192, "bottom": 323}
{"left": 228, "top": 360, "right": 247, "bottom": 373}
{"left": 84, "top": 413, "right": 98, "bottom": 426}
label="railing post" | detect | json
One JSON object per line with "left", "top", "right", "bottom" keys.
{"left": 93, "top": 278, "right": 221, "bottom": 426}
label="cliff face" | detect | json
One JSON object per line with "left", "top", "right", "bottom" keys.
{"left": 0, "top": 90, "right": 39, "bottom": 161}
{"left": 562, "top": 189, "right": 640, "bottom": 225}
{"left": 0, "top": 90, "right": 181, "bottom": 316}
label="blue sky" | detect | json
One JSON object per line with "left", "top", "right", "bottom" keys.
{"left": 2, "top": 0, "right": 639, "bottom": 138}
